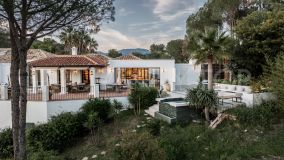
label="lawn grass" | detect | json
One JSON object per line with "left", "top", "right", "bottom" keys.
{"left": 58, "top": 109, "right": 284, "bottom": 160}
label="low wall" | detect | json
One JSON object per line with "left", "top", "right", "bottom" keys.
{"left": 0, "top": 101, "right": 48, "bottom": 129}
{"left": 0, "top": 96, "right": 129, "bottom": 129}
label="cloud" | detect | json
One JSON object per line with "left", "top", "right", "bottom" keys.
{"left": 94, "top": 28, "right": 142, "bottom": 52}
{"left": 153, "top": 0, "right": 202, "bottom": 21}
{"left": 117, "top": 8, "right": 134, "bottom": 16}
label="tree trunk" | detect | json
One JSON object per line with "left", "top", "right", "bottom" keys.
{"left": 204, "top": 106, "right": 210, "bottom": 122}
{"left": 18, "top": 48, "right": 28, "bottom": 160}
{"left": 10, "top": 33, "right": 20, "bottom": 160}
{"left": 207, "top": 57, "right": 213, "bottom": 90}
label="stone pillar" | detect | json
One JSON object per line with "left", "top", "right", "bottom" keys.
{"left": 60, "top": 68, "right": 67, "bottom": 94}
{"left": 89, "top": 67, "right": 97, "bottom": 96}
{"left": 0, "top": 84, "right": 8, "bottom": 100}
{"left": 41, "top": 85, "right": 49, "bottom": 101}
{"left": 32, "top": 68, "right": 38, "bottom": 94}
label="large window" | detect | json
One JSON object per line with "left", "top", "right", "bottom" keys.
{"left": 120, "top": 68, "right": 149, "bottom": 80}
{"left": 118, "top": 68, "right": 160, "bottom": 88}
{"left": 82, "top": 70, "right": 90, "bottom": 84}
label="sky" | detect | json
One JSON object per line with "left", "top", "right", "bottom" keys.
{"left": 93, "top": 0, "right": 206, "bottom": 52}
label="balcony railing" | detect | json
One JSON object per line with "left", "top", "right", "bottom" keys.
{"left": 0, "top": 86, "right": 130, "bottom": 101}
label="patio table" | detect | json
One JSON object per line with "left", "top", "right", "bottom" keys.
{"left": 218, "top": 95, "right": 242, "bottom": 105}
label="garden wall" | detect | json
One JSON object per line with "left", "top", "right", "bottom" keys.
{"left": 0, "top": 96, "right": 129, "bottom": 129}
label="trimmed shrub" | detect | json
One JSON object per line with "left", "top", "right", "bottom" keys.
{"left": 0, "top": 128, "right": 13, "bottom": 159}
{"left": 128, "top": 83, "right": 159, "bottom": 109}
{"left": 81, "top": 98, "right": 113, "bottom": 122}
{"left": 114, "top": 132, "right": 167, "bottom": 160}
{"left": 27, "top": 112, "right": 86, "bottom": 152}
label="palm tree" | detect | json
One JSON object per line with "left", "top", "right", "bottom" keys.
{"left": 59, "top": 28, "right": 98, "bottom": 54}
{"left": 188, "top": 28, "right": 231, "bottom": 89}
{"left": 186, "top": 84, "right": 218, "bottom": 122}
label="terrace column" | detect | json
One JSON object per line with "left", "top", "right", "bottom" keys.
{"left": 116, "top": 68, "right": 121, "bottom": 84}
{"left": 32, "top": 68, "right": 38, "bottom": 93}
{"left": 60, "top": 68, "right": 67, "bottom": 94}
{"left": 40, "top": 69, "right": 48, "bottom": 87}
{"left": 89, "top": 67, "right": 99, "bottom": 97}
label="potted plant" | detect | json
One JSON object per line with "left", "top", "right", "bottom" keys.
{"left": 163, "top": 80, "right": 171, "bottom": 92}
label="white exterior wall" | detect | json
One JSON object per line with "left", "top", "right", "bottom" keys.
{"left": 175, "top": 63, "right": 201, "bottom": 85}
{"left": 0, "top": 97, "right": 129, "bottom": 129}
{"left": 0, "top": 101, "right": 48, "bottom": 129}
{"left": 0, "top": 63, "right": 11, "bottom": 84}
{"left": 108, "top": 59, "right": 176, "bottom": 90}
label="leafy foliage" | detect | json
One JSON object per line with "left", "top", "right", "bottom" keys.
{"left": 114, "top": 132, "right": 167, "bottom": 160}
{"left": 264, "top": 53, "right": 284, "bottom": 108}
{"left": 186, "top": 85, "right": 218, "bottom": 109}
{"left": 166, "top": 39, "right": 189, "bottom": 63}
{"left": 31, "top": 38, "right": 65, "bottom": 54}
{"left": 81, "top": 98, "right": 113, "bottom": 122}
{"left": 59, "top": 27, "right": 98, "bottom": 54}
{"left": 128, "top": 83, "right": 158, "bottom": 109}
{"left": 27, "top": 112, "right": 86, "bottom": 152}
{"left": 232, "top": 10, "right": 284, "bottom": 77}
{"left": 186, "top": 85, "right": 218, "bottom": 121}
{"left": 226, "top": 101, "right": 283, "bottom": 128}
{"left": 0, "top": 128, "right": 13, "bottom": 159}
{"left": 147, "top": 120, "right": 162, "bottom": 136}
{"left": 107, "top": 49, "right": 122, "bottom": 58}
{"left": 188, "top": 29, "right": 232, "bottom": 65}
{"left": 148, "top": 44, "right": 170, "bottom": 59}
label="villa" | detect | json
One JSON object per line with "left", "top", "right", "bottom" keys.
{"left": 0, "top": 47, "right": 201, "bottom": 128}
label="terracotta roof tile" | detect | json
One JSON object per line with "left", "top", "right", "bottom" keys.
{"left": 29, "top": 55, "right": 108, "bottom": 67}
{"left": 115, "top": 54, "right": 141, "bottom": 60}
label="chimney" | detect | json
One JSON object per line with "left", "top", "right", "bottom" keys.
{"left": 71, "top": 46, "right": 78, "bottom": 55}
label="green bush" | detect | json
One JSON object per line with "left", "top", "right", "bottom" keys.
{"left": 0, "top": 128, "right": 13, "bottom": 159}
{"left": 265, "top": 53, "right": 284, "bottom": 108}
{"left": 81, "top": 98, "right": 113, "bottom": 122}
{"left": 128, "top": 83, "right": 158, "bottom": 109}
{"left": 27, "top": 112, "right": 86, "bottom": 152}
{"left": 226, "top": 101, "right": 283, "bottom": 128}
{"left": 147, "top": 120, "right": 162, "bottom": 136}
{"left": 237, "top": 74, "right": 250, "bottom": 86}
{"left": 114, "top": 132, "right": 167, "bottom": 160}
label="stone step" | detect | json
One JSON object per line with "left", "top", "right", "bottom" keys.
{"left": 145, "top": 104, "right": 159, "bottom": 117}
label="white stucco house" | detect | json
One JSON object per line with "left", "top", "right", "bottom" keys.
{"left": 0, "top": 47, "right": 201, "bottom": 129}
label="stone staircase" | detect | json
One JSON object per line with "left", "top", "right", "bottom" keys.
{"left": 145, "top": 104, "right": 159, "bottom": 117}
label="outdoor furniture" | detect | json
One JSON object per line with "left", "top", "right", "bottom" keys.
{"left": 50, "top": 84, "right": 60, "bottom": 93}
{"left": 106, "top": 84, "right": 124, "bottom": 92}
{"left": 218, "top": 94, "right": 242, "bottom": 105}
